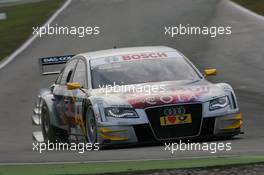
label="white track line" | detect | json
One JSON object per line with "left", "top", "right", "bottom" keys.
{"left": 227, "top": 0, "right": 264, "bottom": 21}
{"left": 0, "top": 155, "right": 240, "bottom": 166}
{"left": 0, "top": 0, "right": 72, "bottom": 70}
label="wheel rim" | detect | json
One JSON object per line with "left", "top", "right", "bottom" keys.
{"left": 86, "top": 108, "right": 97, "bottom": 143}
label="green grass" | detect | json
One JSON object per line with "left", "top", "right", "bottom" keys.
{"left": 232, "top": 0, "right": 264, "bottom": 15}
{"left": 0, "top": 156, "right": 264, "bottom": 175}
{"left": 0, "top": 0, "right": 65, "bottom": 61}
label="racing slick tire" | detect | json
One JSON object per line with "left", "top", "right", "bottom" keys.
{"left": 85, "top": 105, "right": 98, "bottom": 144}
{"left": 41, "top": 102, "right": 56, "bottom": 143}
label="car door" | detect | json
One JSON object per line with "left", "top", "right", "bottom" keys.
{"left": 52, "top": 58, "right": 78, "bottom": 128}
{"left": 70, "top": 58, "right": 88, "bottom": 134}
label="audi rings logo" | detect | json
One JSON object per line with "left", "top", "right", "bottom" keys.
{"left": 163, "top": 106, "right": 186, "bottom": 116}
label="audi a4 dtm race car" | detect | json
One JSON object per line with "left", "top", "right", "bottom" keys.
{"left": 32, "top": 46, "right": 243, "bottom": 146}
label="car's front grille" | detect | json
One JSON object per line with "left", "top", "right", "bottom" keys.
{"left": 145, "top": 104, "right": 203, "bottom": 140}
{"left": 133, "top": 124, "right": 155, "bottom": 142}
{"left": 200, "top": 117, "right": 215, "bottom": 136}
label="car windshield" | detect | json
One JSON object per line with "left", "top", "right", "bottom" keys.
{"left": 91, "top": 57, "right": 201, "bottom": 88}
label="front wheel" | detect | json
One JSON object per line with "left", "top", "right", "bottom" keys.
{"left": 85, "top": 106, "right": 98, "bottom": 144}
{"left": 41, "top": 102, "right": 56, "bottom": 143}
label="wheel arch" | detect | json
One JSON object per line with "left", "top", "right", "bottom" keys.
{"left": 216, "top": 83, "right": 239, "bottom": 110}
{"left": 81, "top": 97, "right": 104, "bottom": 124}
{"left": 39, "top": 90, "right": 59, "bottom": 127}
{"left": 81, "top": 97, "right": 103, "bottom": 142}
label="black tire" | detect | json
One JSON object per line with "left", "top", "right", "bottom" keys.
{"left": 41, "top": 102, "right": 56, "bottom": 143}
{"left": 85, "top": 106, "right": 98, "bottom": 144}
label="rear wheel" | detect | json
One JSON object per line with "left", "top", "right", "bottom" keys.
{"left": 85, "top": 106, "right": 97, "bottom": 144}
{"left": 41, "top": 103, "right": 56, "bottom": 143}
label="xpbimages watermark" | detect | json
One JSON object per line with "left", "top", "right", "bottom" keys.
{"left": 33, "top": 24, "right": 100, "bottom": 38}
{"left": 164, "top": 140, "right": 232, "bottom": 154}
{"left": 98, "top": 82, "right": 166, "bottom": 95}
{"left": 32, "top": 141, "right": 99, "bottom": 153}
{"left": 164, "top": 24, "right": 232, "bottom": 38}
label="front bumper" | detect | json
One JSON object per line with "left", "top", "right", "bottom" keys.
{"left": 98, "top": 113, "right": 243, "bottom": 146}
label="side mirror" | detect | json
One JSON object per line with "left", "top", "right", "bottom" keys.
{"left": 204, "top": 69, "right": 217, "bottom": 77}
{"left": 67, "top": 82, "right": 81, "bottom": 90}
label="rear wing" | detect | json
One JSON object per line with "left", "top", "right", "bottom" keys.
{"left": 39, "top": 55, "right": 75, "bottom": 75}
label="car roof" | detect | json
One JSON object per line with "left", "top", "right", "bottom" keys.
{"left": 78, "top": 46, "right": 179, "bottom": 60}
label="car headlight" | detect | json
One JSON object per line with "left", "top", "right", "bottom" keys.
{"left": 209, "top": 96, "right": 230, "bottom": 110}
{"left": 105, "top": 107, "right": 139, "bottom": 118}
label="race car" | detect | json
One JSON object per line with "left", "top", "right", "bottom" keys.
{"left": 32, "top": 46, "right": 243, "bottom": 146}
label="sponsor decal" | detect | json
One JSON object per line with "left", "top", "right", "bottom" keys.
{"left": 160, "top": 114, "right": 192, "bottom": 126}
{"left": 160, "top": 106, "right": 191, "bottom": 126}
{"left": 122, "top": 52, "right": 167, "bottom": 60}
{"left": 126, "top": 86, "right": 210, "bottom": 108}
{"left": 90, "top": 51, "right": 182, "bottom": 68}
{"left": 104, "top": 56, "right": 120, "bottom": 63}
{"left": 41, "top": 55, "right": 74, "bottom": 65}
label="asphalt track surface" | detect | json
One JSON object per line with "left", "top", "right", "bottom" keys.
{"left": 0, "top": 0, "right": 263, "bottom": 163}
